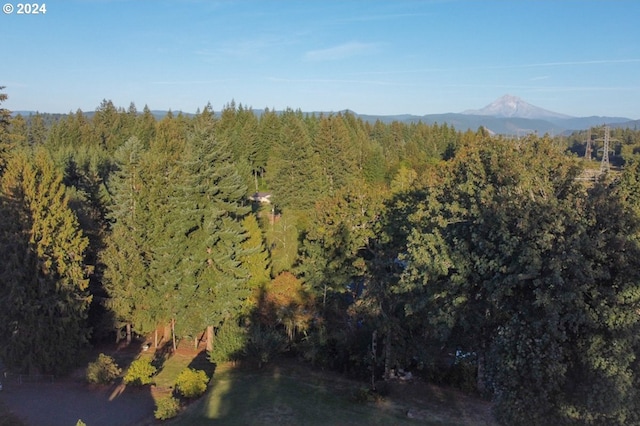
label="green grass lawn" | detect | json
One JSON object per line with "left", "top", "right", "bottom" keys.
{"left": 168, "top": 360, "right": 497, "bottom": 426}
{"left": 126, "top": 343, "right": 215, "bottom": 392}
{"left": 0, "top": 346, "right": 496, "bottom": 426}
{"left": 151, "top": 352, "right": 213, "bottom": 390}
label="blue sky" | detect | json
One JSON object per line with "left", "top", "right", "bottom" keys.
{"left": 2, "top": 0, "right": 639, "bottom": 118}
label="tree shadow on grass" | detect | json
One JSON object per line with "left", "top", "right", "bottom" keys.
{"left": 152, "top": 341, "right": 174, "bottom": 371}
{"left": 168, "top": 291, "right": 418, "bottom": 426}
{"left": 187, "top": 350, "right": 216, "bottom": 378}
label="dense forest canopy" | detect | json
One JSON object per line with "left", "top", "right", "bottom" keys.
{"left": 3, "top": 89, "right": 640, "bottom": 424}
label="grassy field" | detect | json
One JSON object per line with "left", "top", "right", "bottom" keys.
{"left": 168, "top": 360, "right": 497, "bottom": 426}
{"left": 142, "top": 350, "right": 214, "bottom": 390}
{"left": 0, "top": 346, "right": 497, "bottom": 426}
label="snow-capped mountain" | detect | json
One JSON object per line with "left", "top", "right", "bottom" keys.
{"left": 463, "top": 94, "right": 573, "bottom": 120}
{"left": 356, "top": 95, "right": 634, "bottom": 135}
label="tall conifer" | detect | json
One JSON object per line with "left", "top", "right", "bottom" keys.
{"left": 266, "top": 111, "right": 324, "bottom": 210}
{"left": 102, "top": 136, "right": 155, "bottom": 341}
{"left": 239, "top": 213, "right": 271, "bottom": 312}
{"left": 158, "top": 112, "right": 250, "bottom": 340}
{"left": 0, "top": 87, "right": 12, "bottom": 173}
{"left": 0, "top": 148, "right": 91, "bottom": 373}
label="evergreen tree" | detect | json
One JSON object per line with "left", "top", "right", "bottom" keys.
{"left": 313, "top": 114, "right": 358, "bottom": 194}
{"left": 134, "top": 105, "right": 156, "bottom": 147}
{"left": 8, "top": 114, "right": 27, "bottom": 148}
{"left": 362, "top": 140, "right": 386, "bottom": 184}
{"left": 266, "top": 111, "right": 324, "bottom": 210}
{"left": 216, "top": 102, "right": 261, "bottom": 194}
{"left": 92, "top": 99, "right": 131, "bottom": 153}
{"left": 235, "top": 104, "right": 261, "bottom": 192}
{"left": 27, "top": 113, "right": 47, "bottom": 146}
{"left": 256, "top": 108, "right": 279, "bottom": 184}
{"left": 239, "top": 213, "right": 271, "bottom": 313}
{"left": 153, "top": 110, "right": 187, "bottom": 159}
{"left": 262, "top": 208, "right": 300, "bottom": 276}
{"left": 102, "top": 136, "right": 156, "bottom": 342}
{"left": 0, "top": 148, "right": 91, "bottom": 373}
{"left": 0, "top": 87, "right": 12, "bottom": 173}
{"left": 142, "top": 145, "right": 186, "bottom": 348}
{"left": 158, "top": 113, "right": 251, "bottom": 340}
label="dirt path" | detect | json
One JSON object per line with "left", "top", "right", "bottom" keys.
{"left": 0, "top": 379, "right": 156, "bottom": 426}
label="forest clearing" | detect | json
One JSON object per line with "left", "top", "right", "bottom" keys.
{"left": 0, "top": 341, "right": 496, "bottom": 426}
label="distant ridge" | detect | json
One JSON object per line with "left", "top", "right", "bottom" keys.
{"left": 10, "top": 95, "right": 637, "bottom": 136}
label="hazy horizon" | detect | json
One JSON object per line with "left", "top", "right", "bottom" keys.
{"left": 3, "top": 0, "right": 639, "bottom": 118}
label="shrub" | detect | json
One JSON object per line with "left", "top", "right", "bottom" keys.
{"left": 257, "top": 272, "right": 315, "bottom": 341}
{"left": 207, "top": 320, "right": 247, "bottom": 364}
{"left": 373, "top": 380, "right": 390, "bottom": 397}
{"left": 295, "top": 326, "right": 328, "bottom": 367}
{"left": 175, "top": 368, "right": 209, "bottom": 398}
{"left": 349, "top": 386, "right": 381, "bottom": 403}
{"left": 245, "top": 326, "right": 287, "bottom": 368}
{"left": 154, "top": 396, "right": 180, "bottom": 420}
{"left": 445, "top": 359, "right": 477, "bottom": 393}
{"left": 123, "top": 358, "right": 157, "bottom": 385}
{"left": 86, "top": 353, "right": 121, "bottom": 384}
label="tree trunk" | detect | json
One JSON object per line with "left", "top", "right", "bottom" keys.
{"left": 154, "top": 329, "right": 158, "bottom": 348}
{"left": 171, "top": 318, "right": 177, "bottom": 352}
{"left": 322, "top": 284, "right": 327, "bottom": 311}
{"left": 126, "top": 323, "right": 132, "bottom": 345}
{"left": 384, "top": 330, "right": 391, "bottom": 380}
{"left": 164, "top": 323, "right": 171, "bottom": 345}
{"left": 476, "top": 351, "right": 486, "bottom": 394}
{"left": 371, "top": 330, "right": 377, "bottom": 390}
{"left": 206, "top": 325, "right": 214, "bottom": 352}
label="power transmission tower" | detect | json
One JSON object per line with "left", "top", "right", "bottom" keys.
{"left": 600, "top": 126, "right": 611, "bottom": 173}
{"left": 584, "top": 129, "right": 592, "bottom": 160}
{"left": 596, "top": 125, "right": 617, "bottom": 174}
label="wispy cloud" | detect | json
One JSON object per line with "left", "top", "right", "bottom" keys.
{"left": 219, "top": 38, "right": 286, "bottom": 58}
{"left": 440, "top": 83, "right": 640, "bottom": 93}
{"left": 353, "top": 58, "right": 640, "bottom": 76}
{"left": 510, "top": 59, "right": 640, "bottom": 68}
{"left": 304, "top": 42, "right": 380, "bottom": 62}
{"left": 150, "top": 79, "right": 235, "bottom": 85}
{"left": 268, "top": 77, "right": 398, "bottom": 86}
{"left": 196, "top": 35, "right": 299, "bottom": 60}
{"left": 336, "top": 13, "right": 433, "bottom": 23}
{"left": 529, "top": 76, "right": 550, "bottom": 81}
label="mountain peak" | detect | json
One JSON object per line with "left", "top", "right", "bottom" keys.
{"left": 463, "top": 94, "right": 573, "bottom": 120}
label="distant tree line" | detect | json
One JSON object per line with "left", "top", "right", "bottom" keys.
{"left": 3, "top": 88, "right": 640, "bottom": 424}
